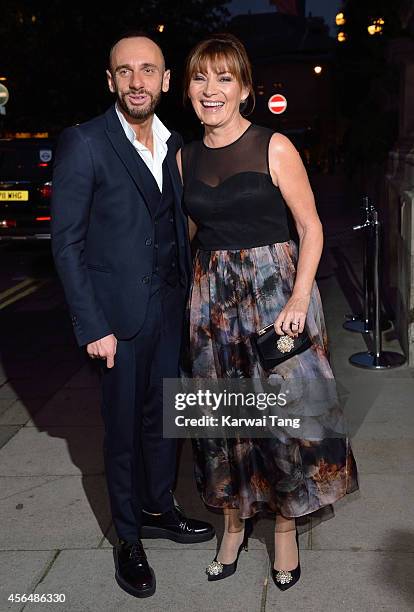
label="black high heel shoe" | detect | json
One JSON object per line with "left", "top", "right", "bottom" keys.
{"left": 272, "top": 529, "right": 301, "bottom": 591}
{"left": 206, "top": 518, "right": 253, "bottom": 581}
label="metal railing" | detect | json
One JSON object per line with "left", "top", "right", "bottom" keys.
{"left": 344, "top": 196, "right": 406, "bottom": 369}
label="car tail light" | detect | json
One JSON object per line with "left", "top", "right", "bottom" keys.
{"left": 39, "top": 182, "right": 52, "bottom": 199}
{"left": 36, "top": 216, "right": 51, "bottom": 221}
{"left": 38, "top": 163, "right": 49, "bottom": 168}
{"left": 0, "top": 219, "right": 17, "bottom": 228}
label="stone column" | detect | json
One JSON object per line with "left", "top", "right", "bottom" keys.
{"left": 383, "top": 38, "right": 414, "bottom": 363}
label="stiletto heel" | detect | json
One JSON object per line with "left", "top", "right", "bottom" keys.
{"left": 206, "top": 518, "right": 253, "bottom": 581}
{"left": 272, "top": 529, "right": 301, "bottom": 591}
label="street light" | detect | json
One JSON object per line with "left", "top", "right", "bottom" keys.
{"left": 156, "top": 24, "right": 165, "bottom": 33}
{"left": 337, "top": 32, "right": 347, "bottom": 42}
{"left": 313, "top": 65, "right": 322, "bottom": 75}
{"left": 335, "top": 12, "right": 346, "bottom": 26}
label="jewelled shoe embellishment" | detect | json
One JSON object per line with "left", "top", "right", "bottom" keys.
{"left": 275, "top": 569, "right": 293, "bottom": 584}
{"left": 276, "top": 335, "right": 295, "bottom": 353}
{"left": 206, "top": 560, "right": 224, "bottom": 576}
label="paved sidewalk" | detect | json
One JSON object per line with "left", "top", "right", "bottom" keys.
{"left": 1, "top": 171, "right": 414, "bottom": 612}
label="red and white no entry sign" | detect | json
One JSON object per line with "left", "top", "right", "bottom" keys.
{"left": 268, "top": 94, "right": 287, "bottom": 114}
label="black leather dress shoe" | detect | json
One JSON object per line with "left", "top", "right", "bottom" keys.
{"left": 113, "top": 539, "right": 155, "bottom": 598}
{"left": 140, "top": 506, "right": 215, "bottom": 543}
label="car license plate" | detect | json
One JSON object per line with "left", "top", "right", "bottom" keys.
{"left": 0, "top": 191, "right": 29, "bottom": 201}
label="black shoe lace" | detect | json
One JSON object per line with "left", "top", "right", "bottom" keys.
{"left": 173, "top": 507, "right": 188, "bottom": 531}
{"left": 128, "top": 542, "right": 144, "bottom": 563}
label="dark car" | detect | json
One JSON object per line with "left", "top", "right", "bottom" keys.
{"left": 0, "top": 138, "right": 54, "bottom": 240}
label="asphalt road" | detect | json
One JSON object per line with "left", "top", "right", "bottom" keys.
{"left": 0, "top": 241, "right": 58, "bottom": 310}
{"left": 0, "top": 241, "right": 85, "bottom": 420}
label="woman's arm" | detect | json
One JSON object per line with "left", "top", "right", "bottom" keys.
{"left": 176, "top": 149, "right": 198, "bottom": 242}
{"left": 268, "top": 133, "right": 323, "bottom": 337}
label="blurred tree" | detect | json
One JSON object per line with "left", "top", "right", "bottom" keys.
{"left": 335, "top": 0, "right": 413, "bottom": 181}
{"left": 0, "top": 0, "right": 229, "bottom": 134}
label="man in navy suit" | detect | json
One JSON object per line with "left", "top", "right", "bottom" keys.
{"left": 51, "top": 32, "right": 214, "bottom": 599}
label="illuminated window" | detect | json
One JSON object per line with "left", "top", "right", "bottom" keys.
{"left": 368, "top": 18, "right": 384, "bottom": 35}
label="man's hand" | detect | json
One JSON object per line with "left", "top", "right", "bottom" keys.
{"left": 87, "top": 334, "right": 117, "bottom": 368}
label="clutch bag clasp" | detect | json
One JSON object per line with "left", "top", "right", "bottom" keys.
{"left": 257, "top": 323, "right": 275, "bottom": 336}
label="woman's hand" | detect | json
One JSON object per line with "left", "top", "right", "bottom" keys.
{"left": 268, "top": 134, "right": 323, "bottom": 339}
{"left": 274, "top": 294, "right": 310, "bottom": 338}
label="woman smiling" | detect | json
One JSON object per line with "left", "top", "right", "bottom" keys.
{"left": 177, "top": 33, "right": 358, "bottom": 590}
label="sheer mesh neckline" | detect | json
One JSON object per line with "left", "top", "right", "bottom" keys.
{"left": 187, "top": 123, "right": 272, "bottom": 188}
{"left": 181, "top": 122, "right": 292, "bottom": 247}
{"left": 202, "top": 123, "right": 253, "bottom": 150}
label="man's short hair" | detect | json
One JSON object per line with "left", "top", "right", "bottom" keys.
{"left": 108, "top": 30, "right": 166, "bottom": 72}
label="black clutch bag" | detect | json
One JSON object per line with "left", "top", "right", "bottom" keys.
{"left": 251, "top": 323, "right": 312, "bottom": 369}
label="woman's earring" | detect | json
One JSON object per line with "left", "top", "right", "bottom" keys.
{"left": 240, "top": 98, "right": 248, "bottom": 111}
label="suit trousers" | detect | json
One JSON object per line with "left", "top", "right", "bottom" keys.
{"left": 100, "top": 277, "right": 186, "bottom": 542}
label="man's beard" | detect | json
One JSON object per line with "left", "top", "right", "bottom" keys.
{"left": 117, "top": 88, "right": 162, "bottom": 121}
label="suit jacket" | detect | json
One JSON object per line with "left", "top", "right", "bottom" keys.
{"left": 51, "top": 105, "right": 191, "bottom": 347}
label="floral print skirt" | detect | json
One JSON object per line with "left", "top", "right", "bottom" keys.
{"left": 185, "top": 241, "right": 358, "bottom": 520}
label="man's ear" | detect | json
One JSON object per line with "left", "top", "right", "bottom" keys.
{"left": 162, "top": 69, "right": 171, "bottom": 93}
{"left": 106, "top": 69, "right": 116, "bottom": 93}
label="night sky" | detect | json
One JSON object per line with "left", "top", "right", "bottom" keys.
{"left": 228, "top": 0, "right": 343, "bottom": 33}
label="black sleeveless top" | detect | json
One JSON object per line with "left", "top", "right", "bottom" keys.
{"left": 181, "top": 124, "right": 291, "bottom": 250}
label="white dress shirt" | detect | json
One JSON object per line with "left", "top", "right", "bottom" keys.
{"left": 115, "top": 104, "right": 171, "bottom": 192}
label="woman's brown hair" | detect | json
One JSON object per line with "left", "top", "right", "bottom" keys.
{"left": 183, "top": 33, "right": 255, "bottom": 114}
